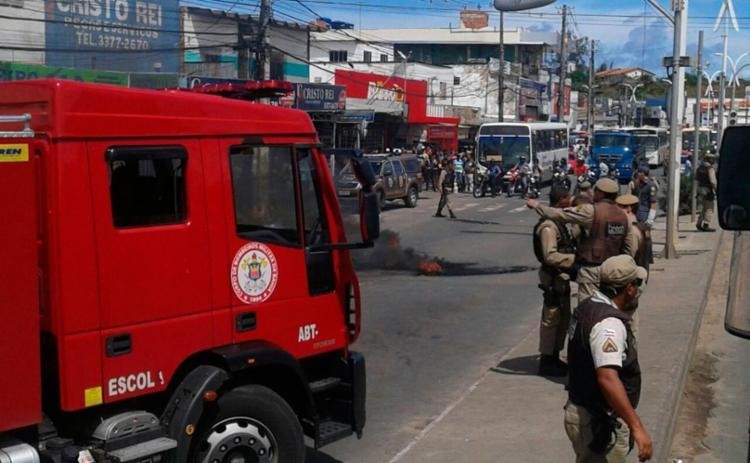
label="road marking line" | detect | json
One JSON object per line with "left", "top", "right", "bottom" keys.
{"left": 509, "top": 206, "right": 528, "bottom": 214}
{"left": 478, "top": 203, "right": 507, "bottom": 212}
{"left": 387, "top": 326, "right": 539, "bottom": 463}
{"left": 454, "top": 202, "right": 480, "bottom": 212}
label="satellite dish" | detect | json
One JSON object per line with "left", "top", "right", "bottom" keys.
{"left": 493, "top": 0, "right": 555, "bottom": 11}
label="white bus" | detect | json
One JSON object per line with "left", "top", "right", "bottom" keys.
{"left": 475, "top": 122, "right": 568, "bottom": 181}
{"left": 626, "top": 127, "right": 669, "bottom": 168}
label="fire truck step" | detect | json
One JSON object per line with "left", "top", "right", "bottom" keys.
{"left": 309, "top": 377, "right": 341, "bottom": 394}
{"left": 318, "top": 420, "right": 353, "bottom": 447}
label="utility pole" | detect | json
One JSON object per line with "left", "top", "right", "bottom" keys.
{"left": 587, "top": 39, "right": 595, "bottom": 132}
{"left": 665, "top": 0, "right": 688, "bottom": 259}
{"left": 691, "top": 30, "right": 703, "bottom": 223}
{"left": 498, "top": 11, "right": 505, "bottom": 122}
{"left": 256, "top": 0, "right": 272, "bottom": 80}
{"left": 717, "top": 30, "right": 727, "bottom": 145}
{"left": 557, "top": 5, "right": 568, "bottom": 124}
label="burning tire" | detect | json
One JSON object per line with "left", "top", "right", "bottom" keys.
{"left": 192, "top": 385, "right": 304, "bottom": 463}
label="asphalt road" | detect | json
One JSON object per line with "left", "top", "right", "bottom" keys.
{"left": 307, "top": 188, "right": 549, "bottom": 463}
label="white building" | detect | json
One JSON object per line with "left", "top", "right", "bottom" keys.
{"left": 310, "top": 10, "right": 559, "bottom": 123}
{"left": 0, "top": 0, "right": 45, "bottom": 65}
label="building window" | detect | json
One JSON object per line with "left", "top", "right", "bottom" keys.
{"left": 380, "top": 54, "right": 388, "bottom": 62}
{"left": 453, "top": 76, "right": 460, "bottom": 85}
{"left": 439, "top": 82, "right": 448, "bottom": 98}
{"left": 107, "top": 146, "right": 187, "bottom": 228}
{"left": 363, "top": 51, "right": 372, "bottom": 63}
{"left": 329, "top": 50, "right": 348, "bottom": 63}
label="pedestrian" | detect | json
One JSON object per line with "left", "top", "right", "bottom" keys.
{"left": 431, "top": 157, "right": 440, "bottom": 192}
{"left": 465, "top": 154, "right": 475, "bottom": 193}
{"left": 527, "top": 178, "right": 637, "bottom": 304}
{"left": 534, "top": 186, "right": 580, "bottom": 376}
{"left": 454, "top": 155, "right": 465, "bottom": 192}
{"left": 421, "top": 152, "right": 432, "bottom": 191}
{"left": 633, "top": 166, "right": 657, "bottom": 229}
{"left": 615, "top": 194, "right": 652, "bottom": 339}
{"left": 695, "top": 151, "right": 717, "bottom": 232}
{"left": 434, "top": 161, "right": 456, "bottom": 219}
{"left": 565, "top": 255, "right": 652, "bottom": 463}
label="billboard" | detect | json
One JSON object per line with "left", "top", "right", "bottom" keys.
{"left": 295, "top": 83, "right": 346, "bottom": 111}
{"left": 0, "top": 61, "right": 128, "bottom": 86}
{"left": 45, "top": 0, "right": 180, "bottom": 73}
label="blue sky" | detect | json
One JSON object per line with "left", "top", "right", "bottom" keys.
{"left": 272, "top": 0, "right": 750, "bottom": 78}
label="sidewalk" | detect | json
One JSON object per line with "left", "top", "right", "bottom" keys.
{"left": 387, "top": 216, "right": 725, "bottom": 463}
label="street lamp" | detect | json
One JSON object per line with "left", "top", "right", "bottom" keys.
{"left": 622, "top": 83, "right": 644, "bottom": 126}
{"left": 730, "top": 61, "right": 750, "bottom": 124}
{"left": 702, "top": 70, "right": 722, "bottom": 127}
{"left": 396, "top": 50, "right": 411, "bottom": 118}
{"left": 714, "top": 52, "right": 748, "bottom": 107}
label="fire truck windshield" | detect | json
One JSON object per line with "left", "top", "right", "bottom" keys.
{"left": 230, "top": 145, "right": 301, "bottom": 245}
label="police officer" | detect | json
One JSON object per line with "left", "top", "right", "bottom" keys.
{"left": 434, "top": 160, "right": 456, "bottom": 219}
{"left": 615, "top": 194, "right": 652, "bottom": 339}
{"left": 565, "top": 255, "right": 652, "bottom": 463}
{"left": 574, "top": 181, "right": 594, "bottom": 206}
{"left": 527, "top": 178, "right": 637, "bottom": 304}
{"left": 454, "top": 155, "right": 465, "bottom": 192}
{"left": 695, "top": 151, "right": 717, "bottom": 232}
{"left": 634, "top": 166, "right": 657, "bottom": 229}
{"left": 534, "top": 187, "right": 580, "bottom": 376}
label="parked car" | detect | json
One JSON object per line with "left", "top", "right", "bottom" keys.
{"left": 399, "top": 155, "right": 424, "bottom": 191}
{"left": 336, "top": 155, "right": 420, "bottom": 208}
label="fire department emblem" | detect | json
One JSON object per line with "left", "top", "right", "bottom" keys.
{"left": 231, "top": 242, "right": 279, "bottom": 304}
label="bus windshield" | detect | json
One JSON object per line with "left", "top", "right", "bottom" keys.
{"left": 633, "top": 136, "right": 658, "bottom": 151}
{"left": 682, "top": 132, "right": 711, "bottom": 151}
{"left": 478, "top": 136, "right": 531, "bottom": 166}
{"left": 593, "top": 134, "right": 630, "bottom": 148}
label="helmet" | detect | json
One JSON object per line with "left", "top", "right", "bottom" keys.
{"left": 520, "top": 156, "right": 527, "bottom": 163}
{"left": 577, "top": 154, "right": 585, "bottom": 162}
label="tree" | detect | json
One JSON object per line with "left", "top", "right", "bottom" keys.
{"left": 597, "top": 63, "right": 608, "bottom": 73}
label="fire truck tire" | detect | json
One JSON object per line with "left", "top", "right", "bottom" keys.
{"left": 192, "top": 384, "right": 305, "bottom": 463}
{"left": 404, "top": 186, "right": 418, "bottom": 208}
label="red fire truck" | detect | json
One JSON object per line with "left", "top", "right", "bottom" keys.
{"left": 0, "top": 79, "right": 380, "bottom": 463}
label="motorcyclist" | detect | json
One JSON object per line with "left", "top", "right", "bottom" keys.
{"left": 571, "top": 154, "right": 589, "bottom": 177}
{"left": 489, "top": 161, "right": 503, "bottom": 196}
{"left": 514, "top": 155, "right": 531, "bottom": 194}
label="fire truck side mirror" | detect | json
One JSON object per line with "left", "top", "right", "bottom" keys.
{"left": 718, "top": 126, "right": 750, "bottom": 231}
{"left": 349, "top": 157, "right": 380, "bottom": 243}
{"left": 359, "top": 191, "right": 380, "bottom": 243}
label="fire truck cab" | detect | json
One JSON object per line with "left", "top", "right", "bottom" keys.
{"left": 0, "top": 79, "right": 379, "bottom": 463}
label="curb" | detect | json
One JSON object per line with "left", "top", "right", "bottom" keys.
{"left": 653, "top": 229, "right": 728, "bottom": 462}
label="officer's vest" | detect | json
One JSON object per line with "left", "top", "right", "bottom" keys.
{"left": 576, "top": 201, "right": 629, "bottom": 266}
{"left": 533, "top": 219, "right": 576, "bottom": 272}
{"left": 568, "top": 300, "right": 641, "bottom": 411}
{"left": 441, "top": 170, "right": 454, "bottom": 189}
{"left": 695, "top": 165, "right": 711, "bottom": 188}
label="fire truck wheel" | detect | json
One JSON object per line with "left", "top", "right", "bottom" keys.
{"left": 192, "top": 384, "right": 305, "bottom": 463}
{"left": 404, "top": 186, "right": 418, "bottom": 208}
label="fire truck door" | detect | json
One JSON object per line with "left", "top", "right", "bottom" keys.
{"left": 0, "top": 139, "right": 41, "bottom": 431}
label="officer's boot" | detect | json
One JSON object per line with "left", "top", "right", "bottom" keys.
{"left": 449, "top": 209, "right": 457, "bottom": 219}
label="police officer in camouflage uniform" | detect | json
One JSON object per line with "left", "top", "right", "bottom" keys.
{"left": 527, "top": 178, "right": 638, "bottom": 305}
{"left": 533, "top": 186, "right": 580, "bottom": 376}
{"left": 695, "top": 151, "right": 717, "bottom": 232}
{"left": 434, "top": 161, "right": 456, "bottom": 219}
{"left": 565, "top": 255, "right": 652, "bottom": 463}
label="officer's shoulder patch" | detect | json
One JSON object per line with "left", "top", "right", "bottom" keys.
{"left": 602, "top": 338, "right": 619, "bottom": 353}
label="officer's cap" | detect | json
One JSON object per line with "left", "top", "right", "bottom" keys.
{"left": 594, "top": 178, "right": 619, "bottom": 194}
{"left": 637, "top": 165, "right": 650, "bottom": 175}
{"left": 579, "top": 181, "right": 592, "bottom": 190}
{"left": 600, "top": 255, "right": 648, "bottom": 288}
{"left": 615, "top": 194, "right": 639, "bottom": 207}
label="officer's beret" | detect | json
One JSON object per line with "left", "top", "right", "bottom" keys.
{"left": 600, "top": 255, "right": 648, "bottom": 287}
{"left": 595, "top": 178, "right": 619, "bottom": 194}
{"left": 615, "top": 194, "right": 639, "bottom": 207}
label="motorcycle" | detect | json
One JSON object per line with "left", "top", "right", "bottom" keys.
{"left": 472, "top": 164, "right": 490, "bottom": 198}
{"left": 552, "top": 166, "right": 572, "bottom": 191}
{"left": 575, "top": 170, "right": 597, "bottom": 195}
{"left": 504, "top": 167, "right": 528, "bottom": 198}
{"left": 526, "top": 174, "right": 541, "bottom": 199}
